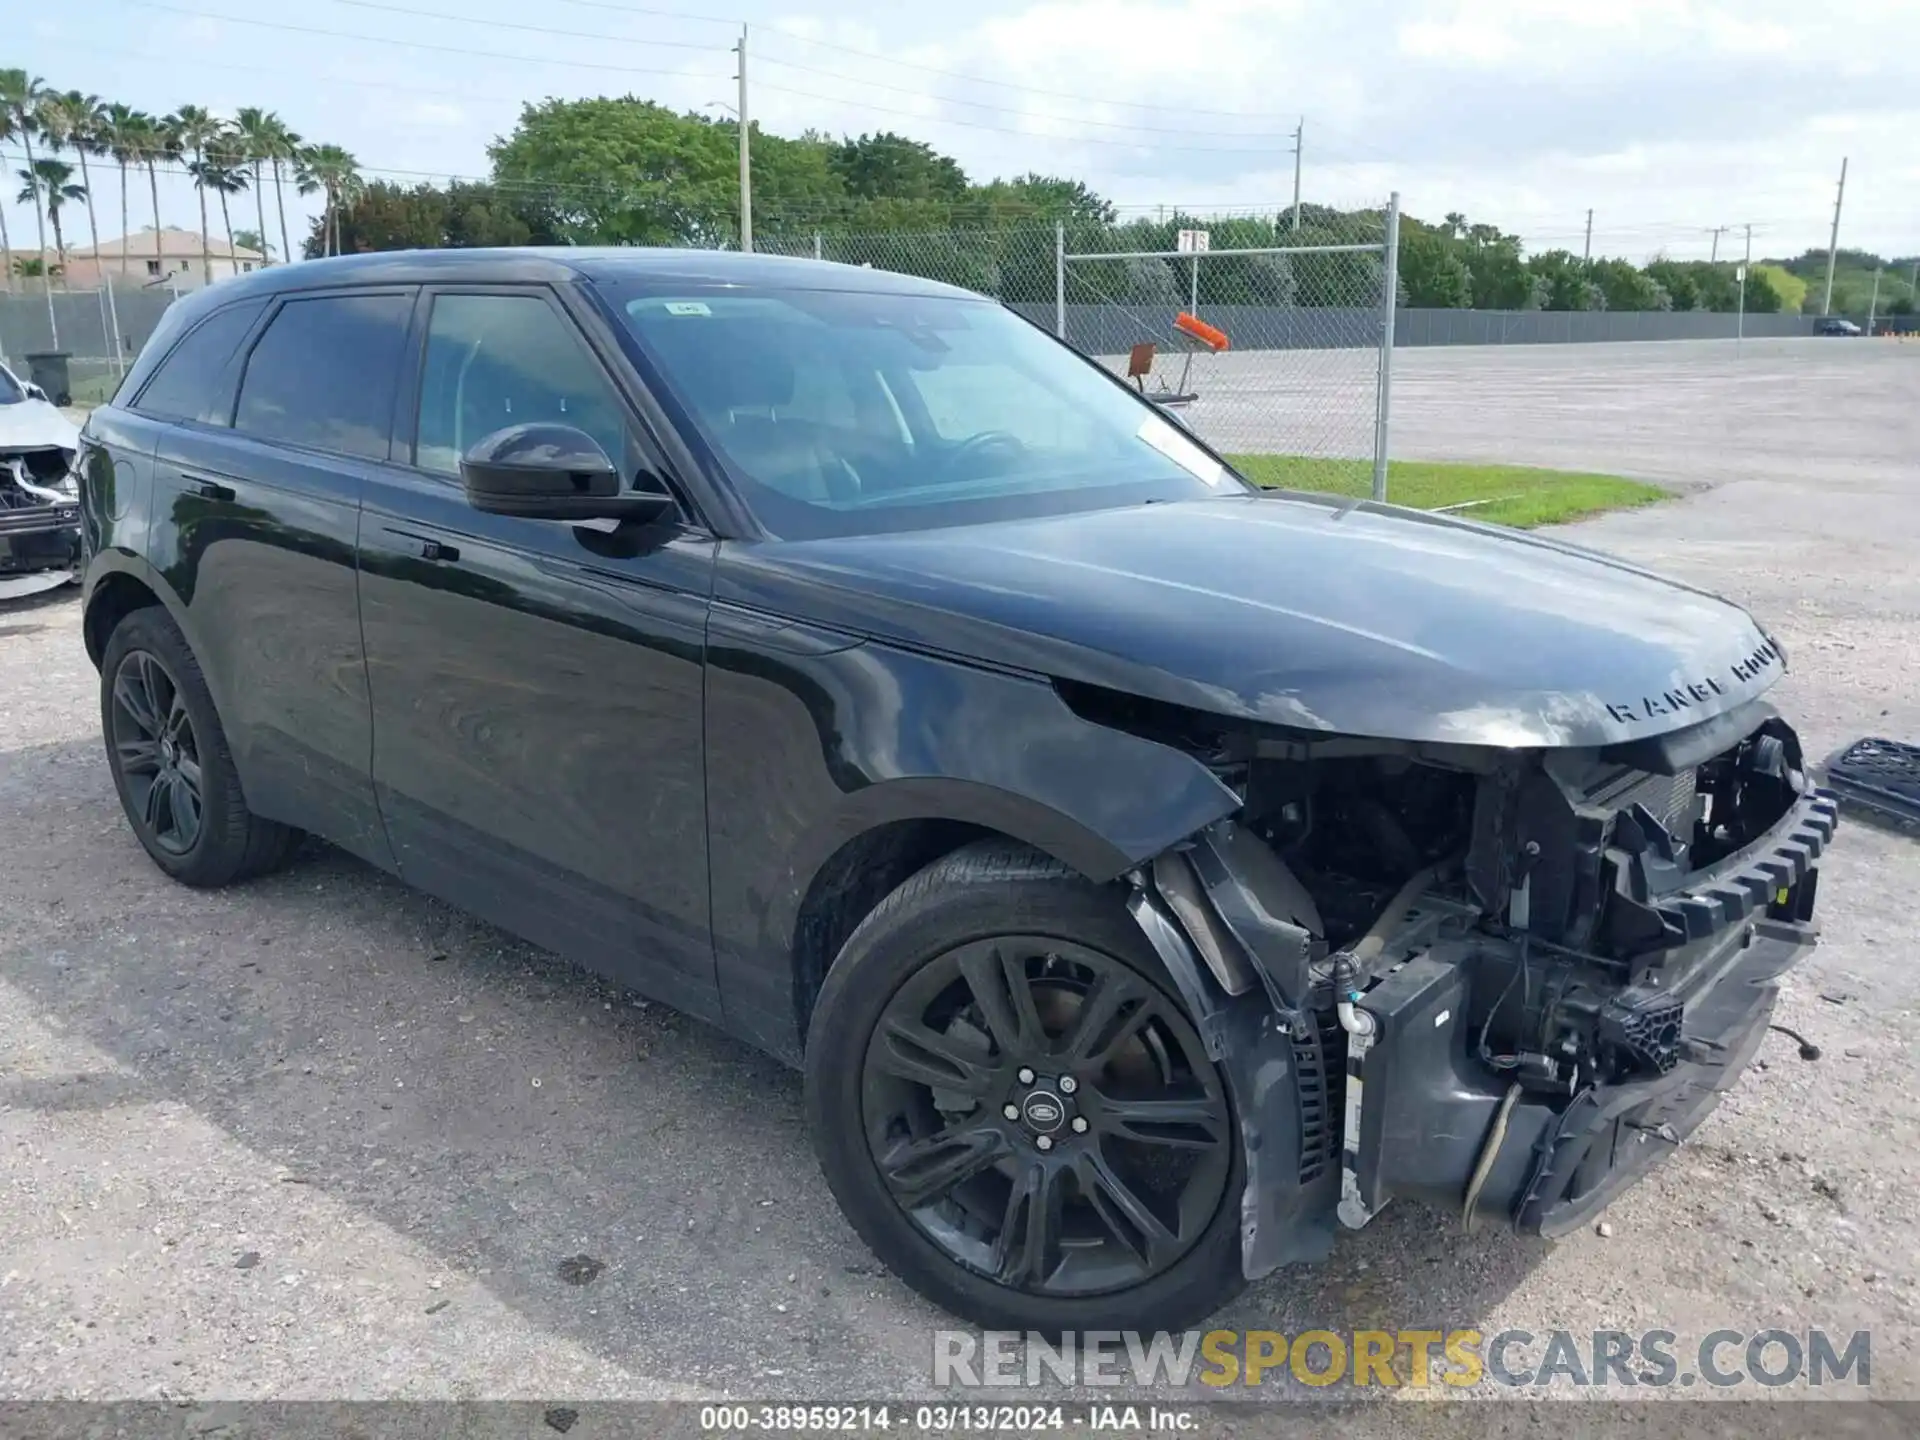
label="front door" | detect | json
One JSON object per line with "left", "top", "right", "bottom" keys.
{"left": 357, "top": 285, "right": 719, "bottom": 1020}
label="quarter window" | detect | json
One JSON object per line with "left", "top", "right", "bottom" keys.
{"left": 130, "top": 301, "right": 265, "bottom": 423}
{"left": 414, "top": 293, "right": 627, "bottom": 476}
{"left": 233, "top": 293, "right": 413, "bottom": 460}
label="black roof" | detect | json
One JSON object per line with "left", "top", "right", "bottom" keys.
{"left": 205, "top": 247, "right": 979, "bottom": 302}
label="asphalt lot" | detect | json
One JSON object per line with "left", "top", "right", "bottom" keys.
{"left": 3, "top": 338, "right": 1919, "bottom": 1409}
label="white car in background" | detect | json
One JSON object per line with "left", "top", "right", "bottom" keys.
{"left": 0, "top": 359, "right": 84, "bottom": 600}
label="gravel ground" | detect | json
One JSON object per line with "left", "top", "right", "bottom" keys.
{"left": 3, "top": 340, "right": 1918, "bottom": 1411}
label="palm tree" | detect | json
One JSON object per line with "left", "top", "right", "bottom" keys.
{"left": 0, "top": 104, "right": 18, "bottom": 290}
{"left": 17, "top": 158, "right": 88, "bottom": 271}
{"left": 43, "top": 91, "right": 110, "bottom": 288}
{"left": 100, "top": 102, "right": 151, "bottom": 279}
{"left": 195, "top": 124, "right": 249, "bottom": 268}
{"left": 142, "top": 115, "right": 183, "bottom": 279}
{"left": 270, "top": 123, "right": 305, "bottom": 266}
{"left": 300, "top": 143, "right": 361, "bottom": 258}
{"left": 233, "top": 107, "right": 284, "bottom": 266}
{"left": 0, "top": 70, "right": 53, "bottom": 292}
{"left": 170, "top": 104, "right": 222, "bottom": 284}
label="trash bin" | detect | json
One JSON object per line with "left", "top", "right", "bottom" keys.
{"left": 23, "top": 351, "right": 72, "bottom": 407}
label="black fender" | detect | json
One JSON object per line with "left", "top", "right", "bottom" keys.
{"left": 701, "top": 619, "right": 1243, "bottom": 1058}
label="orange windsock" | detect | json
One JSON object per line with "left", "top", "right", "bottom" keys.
{"left": 1174, "top": 311, "right": 1230, "bottom": 351}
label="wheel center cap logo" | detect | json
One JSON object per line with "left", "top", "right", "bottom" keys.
{"left": 159, "top": 738, "right": 177, "bottom": 766}
{"left": 1022, "top": 1091, "right": 1065, "bottom": 1132}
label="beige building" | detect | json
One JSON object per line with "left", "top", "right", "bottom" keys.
{"left": 51, "top": 228, "right": 269, "bottom": 290}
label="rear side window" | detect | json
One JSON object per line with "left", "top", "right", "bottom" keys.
{"left": 131, "top": 301, "right": 265, "bottom": 422}
{"left": 234, "top": 293, "right": 412, "bottom": 460}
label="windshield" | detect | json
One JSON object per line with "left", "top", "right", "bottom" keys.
{"left": 610, "top": 285, "right": 1247, "bottom": 538}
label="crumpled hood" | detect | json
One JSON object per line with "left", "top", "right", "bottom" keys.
{"left": 0, "top": 397, "right": 80, "bottom": 453}
{"left": 713, "top": 492, "right": 1784, "bottom": 748}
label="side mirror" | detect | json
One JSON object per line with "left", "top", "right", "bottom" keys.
{"left": 24, "top": 383, "right": 48, "bottom": 402}
{"left": 461, "top": 423, "right": 673, "bottom": 524}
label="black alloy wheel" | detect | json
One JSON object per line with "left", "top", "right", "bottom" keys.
{"left": 109, "top": 648, "right": 205, "bottom": 855}
{"left": 861, "top": 934, "right": 1233, "bottom": 1299}
{"left": 99, "top": 605, "right": 303, "bottom": 887}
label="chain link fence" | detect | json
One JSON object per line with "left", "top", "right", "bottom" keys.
{"left": 3, "top": 207, "right": 1407, "bottom": 499}
{"left": 0, "top": 286, "right": 180, "bottom": 407}
{"left": 759, "top": 201, "right": 1403, "bottom": 498}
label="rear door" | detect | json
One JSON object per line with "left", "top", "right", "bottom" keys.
{"left": 152, "top": 287, "right": 415, "bottom": 867}
{"left": 356, "top": 283, "right": 720, "bottom": 1019}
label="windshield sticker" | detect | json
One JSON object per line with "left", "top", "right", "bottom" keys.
{"left": 664, "top": 301, "right": 712, "bottom": 317}
{"left": 1137, "top": 414, "right": 1223, "bottom": 486}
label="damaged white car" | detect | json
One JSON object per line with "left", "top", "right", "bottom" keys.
{"left": 0, "top": 359, "right": 82, "bottom": 600}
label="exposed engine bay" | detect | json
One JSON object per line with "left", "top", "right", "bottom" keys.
{"left": 0, "top": 446, "right": 83, "bottom": 597}
{"left": 1123, "top": 697, "right": 1835, "bottom": 1275}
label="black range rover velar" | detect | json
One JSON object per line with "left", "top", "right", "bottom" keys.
{"left": 77, "top": 249, "right": 1834, "bottom": 1329}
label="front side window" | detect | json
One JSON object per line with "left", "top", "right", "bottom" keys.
{"left": 233, "top": 293, "right": 412, "bottom": 460}
{"left": 130, "top": 301, "right": 265, "bottom": 423}
{"left": 414, "top": 292, "right": 627, "bottom": 476}
{"left": 612, "top": 286, "right": 1245, "bottom": 539}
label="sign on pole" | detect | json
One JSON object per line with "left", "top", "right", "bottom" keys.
{"left": 1176, "top": 229, "right": 1211, "bottom": 254}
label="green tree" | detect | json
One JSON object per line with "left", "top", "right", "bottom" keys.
{"left": 1740, "top": 267, "right": 1781, "bottom": 314}
{"left": 193, "top": 124, "right": 249, "bottom": 265}
{"left": 16, "top": 157, "right": 87, "bottom": 270}
{"left": 1589, "top": 257, "right": 1667, "bottom": 311}
{"left": 0, "top": 70, "right": 53, "bottom": 290}
{"left": 317, "top": 178, "right": 562, "bottom": 255}
{"left": 1396, "top": 222, "right": 1471, "bottom": 308}
{"left": 490, "top": 97, "right": 741, "bottom": 245}
{"left": 300, "top": 143, "right": 363, "bottom": 257}
{"left": 233, "top": 228, "right": 272, "bottom": 259}
{"left": 1751, "top": 263, "right": 1806, "bottom": 313}
{"left": 828, "top": 131, "right": 967, "bottom": 203}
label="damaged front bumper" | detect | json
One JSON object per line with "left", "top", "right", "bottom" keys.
{"left": 1130, "top": 787, "right": 1837, "bottom": 1280}
{"left": 0, "top": 454, "right": 82, "bottom": 598}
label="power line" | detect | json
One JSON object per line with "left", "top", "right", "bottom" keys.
{"left": 754, "top": 27, "right": 1309, "bottom": 121}
{"left": 750, "top": 53, "right": 1299, "bottom": 139}
{"left": 749, "top": 78, "right": 1283, "bottom": 154}
{"left": 327, "top": 0, "right": 728, "bottom": 51}
{"left": 114, "top": 1, "right": 728, "bottom": 78}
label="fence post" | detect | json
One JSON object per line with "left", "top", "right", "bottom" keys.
{"left": 813, "top": 232, "right": 823, "bottom": 262}
{"left": 1054, "top": 222, "right": 1066, "bottom": 340}
{"left": 1371, "top": 191, "right": 1401, "bottom": 504}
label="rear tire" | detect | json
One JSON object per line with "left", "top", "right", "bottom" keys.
{"left": 806, "top": 840, "right": 1247, "bottom": 1332}
{"left": 100, "top": 607, "right": 304, "bottom": 887}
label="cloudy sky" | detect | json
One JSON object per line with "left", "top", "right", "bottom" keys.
{"left": 7, "top": 0, "right": 1917, "bottom": 265}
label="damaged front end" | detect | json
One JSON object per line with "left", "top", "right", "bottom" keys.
{"left": 1122, "top": 699, "right": 1836, "bottom": 1278}
{"left": 0, "top": 446, "right": 82, "bottom": 598}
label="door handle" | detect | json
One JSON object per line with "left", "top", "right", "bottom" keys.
{"left": 382, "top": 526, "right": 459, "bottom": 563}
{"left": 187, "top": 478, "right": 235, "bottom": 502}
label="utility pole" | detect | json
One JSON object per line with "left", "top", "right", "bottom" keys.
{"left": 736, "top": 25, "right": 752, "bottom": 253}
{"left": 1290, "top": 118, "right": 1303, "bottom": 231}
{"left": 1738, "top": 223, "right": 1752, "bottom": 342}
{"left": 1583, "top": 208, "right": 1593, "bottom": 268}
{"left": 1867, "top": 265, "right": 1882, "bottom": 335}
{"left": 1708, "top": 225, "right": 1728, "bottom": 263}
{"left": 1821, "top": 156, "right": 1847, "bottom": 316}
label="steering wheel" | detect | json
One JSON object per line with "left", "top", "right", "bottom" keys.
{"left": 943, "top": 429, "right": 1028, "bottom": 478}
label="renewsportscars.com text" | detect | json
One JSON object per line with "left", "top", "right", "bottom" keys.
{"left": 933, "top": 1328, "right": 1870, "bottom": 1391}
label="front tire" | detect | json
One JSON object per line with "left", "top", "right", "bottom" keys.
{"left": 806, "top": 841, "right": 1247, "bottom": 1332}
{"left": 100, "top": 607, "right": 303, "bottom": 887}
